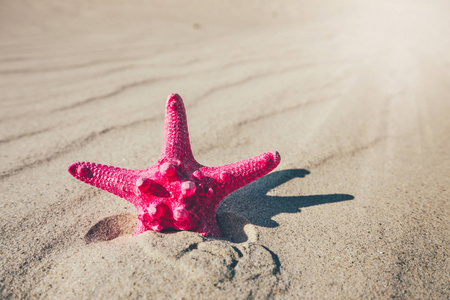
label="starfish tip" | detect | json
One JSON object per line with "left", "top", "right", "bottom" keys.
{"left": 68, "top": 162, "right": 93, "bottom": 178}
{"left": 68, "top": 162, "right": 78, "bottom": 177}
{"left": 166, "top": 93, "right": 182, "bottom": 109}
{"left": 267, "top": 150, "right": 281, "bottom": 167}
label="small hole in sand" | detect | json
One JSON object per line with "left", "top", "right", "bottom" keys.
{"left": 85, "top": 213, "right": 136, "bottom": 244}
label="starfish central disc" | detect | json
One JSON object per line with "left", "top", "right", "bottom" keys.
{"left": 68, "top": 94, "right": 281, "bottom": 237}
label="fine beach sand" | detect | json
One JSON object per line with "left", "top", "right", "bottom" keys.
{"left": 1, "top": 1, "right": 449, "bottom": 299}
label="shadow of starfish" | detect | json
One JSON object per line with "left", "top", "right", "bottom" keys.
{"left": 218, "top": 169, "right": 354, "bottom": 228}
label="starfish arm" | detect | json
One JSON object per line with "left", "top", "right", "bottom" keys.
{"left": 160, "top": 93, "right": 195, "bottom": 162}
{"left": 200, "top": 151, "right": 281, "bottom": 196}
{"left": 68, "top": 161, "right": 138, "bottom": 201}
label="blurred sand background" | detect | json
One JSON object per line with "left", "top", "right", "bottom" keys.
{"left": 1, "top": 0, "right": 449, "bottom": 299}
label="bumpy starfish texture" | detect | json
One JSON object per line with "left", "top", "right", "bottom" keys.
{"left": 68, "top": 94, "right": 280, "bottom": 237}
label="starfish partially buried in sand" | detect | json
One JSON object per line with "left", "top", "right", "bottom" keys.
{"left": 68, "top": 94, "right": 280, "bottom": 237}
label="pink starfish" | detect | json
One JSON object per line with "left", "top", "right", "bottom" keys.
{"left": 68, "top": 94, "right": 280, "bottom": 237}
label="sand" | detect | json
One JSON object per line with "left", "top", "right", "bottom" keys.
{"left": 1, "top": 0, "right": 449, "bottom": 299}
